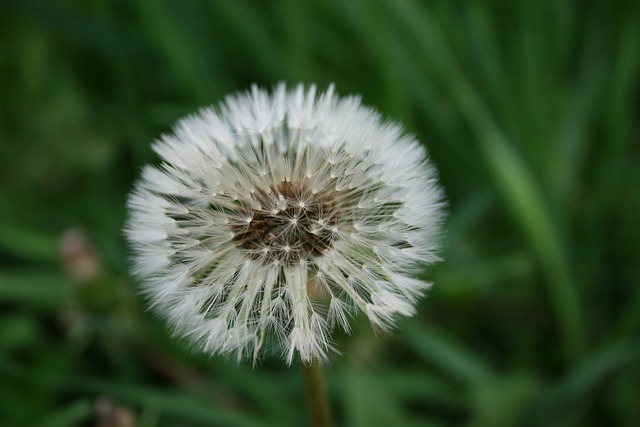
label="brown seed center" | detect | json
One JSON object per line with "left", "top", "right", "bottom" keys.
{"left": 231, "top": 181, "right": 338, "bottom": 265}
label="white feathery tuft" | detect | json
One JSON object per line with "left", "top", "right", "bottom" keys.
{"left": 125, "top": 84, "right": 445, "bottom": 365}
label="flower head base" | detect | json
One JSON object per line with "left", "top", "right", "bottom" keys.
{"left": 126, "top": 84, "right": 444, "bottom": 364}
{"left": 230, "top": 180, "right": 339, "bottom": 265}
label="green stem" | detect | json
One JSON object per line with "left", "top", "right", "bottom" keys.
{"left": 301, "top": 360, "right": 333, "bottom": 427}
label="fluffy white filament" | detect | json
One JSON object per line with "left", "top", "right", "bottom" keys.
{"left": 125, "top": 84, "right": 444, "bottom": 364}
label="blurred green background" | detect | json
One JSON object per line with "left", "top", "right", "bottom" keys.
{"left": 1, "top": 0, "right": 639, "bottom": 426}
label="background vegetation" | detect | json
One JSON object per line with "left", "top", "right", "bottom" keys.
{"left": 1, "top": 0, "right": 639, "bottom": 426}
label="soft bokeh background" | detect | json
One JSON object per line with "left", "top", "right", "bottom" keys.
{"left": 1, "top": 1, "right": 639, "bottom": 426}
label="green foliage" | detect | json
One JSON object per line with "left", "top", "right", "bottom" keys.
{"left": 1, "top": 0, "right": 639, "bottom": 426}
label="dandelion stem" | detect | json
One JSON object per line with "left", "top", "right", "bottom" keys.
{"left": 301, "top": 360, "right": 333, "bottom": 427}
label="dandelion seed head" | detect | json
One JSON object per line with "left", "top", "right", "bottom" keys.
{"left": 125, "top": 84, "right": 445, "bottom": 365}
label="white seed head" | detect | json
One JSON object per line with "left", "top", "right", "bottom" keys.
{"left": 125, "top": 84, "right": 445, "bottom": 365}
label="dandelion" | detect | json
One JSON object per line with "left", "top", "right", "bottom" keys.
{"left": 125, "top": 84, "right": 444, "bottom": 365}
